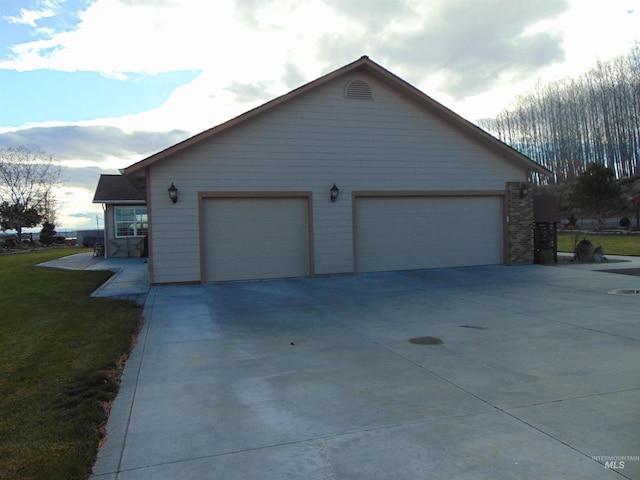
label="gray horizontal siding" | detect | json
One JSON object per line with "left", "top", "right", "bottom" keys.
{"left": 147, "top": 73, "right": 525, "bottom": 283}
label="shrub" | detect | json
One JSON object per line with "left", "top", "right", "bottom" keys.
{"left": 620, "top": 217, "right": 631, "bottom": 227}
{"left": 39, "top": 221, "right": 56, "bottom": 246}
{"left": 567, "top": 212, "right": 578, "bottom": 227}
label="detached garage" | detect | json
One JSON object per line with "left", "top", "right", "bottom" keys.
{"left": 97, "top": 56, "right": 548, "bottom": 284}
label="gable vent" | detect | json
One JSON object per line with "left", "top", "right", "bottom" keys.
{"left": 344, "top": 80, "right": 373, "bottom": 100}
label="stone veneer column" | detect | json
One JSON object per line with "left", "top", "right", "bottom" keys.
{"left": 506, "top": 181, "right": 534, "bottom": 265}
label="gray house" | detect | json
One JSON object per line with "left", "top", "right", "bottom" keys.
{"left": 94, "top": 56, "right": 548, "bottom": 284}
{"left": 92, "top": 174, "right": 147, "bottom": 258}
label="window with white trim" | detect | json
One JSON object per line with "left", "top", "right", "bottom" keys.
{"left": 115, "top": 206, "right": 148, "bottom": 237}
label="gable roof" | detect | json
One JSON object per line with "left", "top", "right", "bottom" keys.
{"left": 92, "top": 174, "right": 145, "bottom": 204}
{"left": 124, "top": 56, "right": 550, "bottom": 177}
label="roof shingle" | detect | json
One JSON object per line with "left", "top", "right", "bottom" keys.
{"left": 92, "top": 174, "right": 145, "bottom": 204}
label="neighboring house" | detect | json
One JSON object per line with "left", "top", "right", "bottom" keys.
{"left": 92, "top": 174, "right": 147, "bottom": 258}
{"left": 95, "top": 56, "right": 549, "bottom": 284}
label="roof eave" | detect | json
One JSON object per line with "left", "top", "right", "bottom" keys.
{"left": 92, "top": 199, "right": 146, "bottom": 205}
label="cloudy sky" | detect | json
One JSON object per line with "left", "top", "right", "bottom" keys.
{"left": 1, "top": 0, "right": 639, "bottom": 231}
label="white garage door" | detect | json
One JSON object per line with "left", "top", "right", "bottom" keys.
{"left": 202, "top": 196, "right": 310, "bottom": 282}
{"left": 355, "top": 196, "right": 503, "bottom": 273}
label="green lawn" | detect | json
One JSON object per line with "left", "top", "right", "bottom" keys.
{"left": 0, "top": 248, "right": 141, "bottom": 480}
{"left": 558, "top": 232, "right": 640, "bottom": 256}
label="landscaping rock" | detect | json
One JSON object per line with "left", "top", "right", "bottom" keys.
{"left": 593, "top": 245, "right": 605, "bottom": 263}
{"left": 575, "top": 239, "right": 594, "bottom": 262}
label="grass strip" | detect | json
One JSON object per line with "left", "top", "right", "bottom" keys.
{"left": 0, "top": 248, "right": 141, "bottom": 480}
{"left": 558, "top": 232, "right": 640, "bottom": 256}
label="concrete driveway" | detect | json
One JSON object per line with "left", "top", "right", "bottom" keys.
{"left": 91, "top": 262, "right": 640, "bottom": 479}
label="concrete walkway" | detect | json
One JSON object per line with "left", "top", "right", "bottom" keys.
{"left": 38, "top": 252, "right": 149, "bottom": 305}
{"left": 43, "top": 253, "right": 640, "bottom": 478}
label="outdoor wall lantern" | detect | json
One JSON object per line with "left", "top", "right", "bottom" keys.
{"left": 519, "top": 183, "right": 529, "bottom": 199}
{"left": 168, "top": 183, "right": 178, "bottom": 203}
{"left": 330, "top": 183, "right": 340, "bottom": 202}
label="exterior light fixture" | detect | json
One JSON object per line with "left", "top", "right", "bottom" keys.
{"left": 330, "top": 183, "right": 339, "bottom": 202}
{"left": 168, "top": 183, "right": 178, "bottom": 203}
{"left": 519, "top": 183, "right": 529, "bottom": 199}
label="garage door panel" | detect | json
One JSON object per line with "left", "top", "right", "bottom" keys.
{"left": 203, "top": 197, "right": 309, "bottom": 282}
{"left": 355, "top": 196, "right": 502, "bottom": 273}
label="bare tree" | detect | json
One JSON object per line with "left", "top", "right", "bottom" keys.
{"left": 0, "top": 146, "right": 62, "bottom": 241}
{"left": 479, "top": 45, "right": 640, "bottom": 186}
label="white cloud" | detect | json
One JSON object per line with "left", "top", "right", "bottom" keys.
{"left": 3, "top": 0, "right": 640, "bottom": 229}
{"left": 3, "top": 0, "right": 639, "bottom": 100}
{"left": 55, "top": 184, "right": 103, "bottom": 230}
{"left": 4, "top": 0, "right": 639, "bottom": 126}
{"left": 3, "top": 0, "right": 638, "bottom": 127}
{"left": 538, "top": 0, "right": 640, "bottom": 81}
{"left": 4, "top": 2, "right": 56, "bottom": 28}
{"left": 3, "top": 0, "right": 341, "bottom": 77}
{"left": 457, "top": 0, "right": 640, "bottom": 120}
{"left": 1, "top": 0, "right": 351, "bottom": 133}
